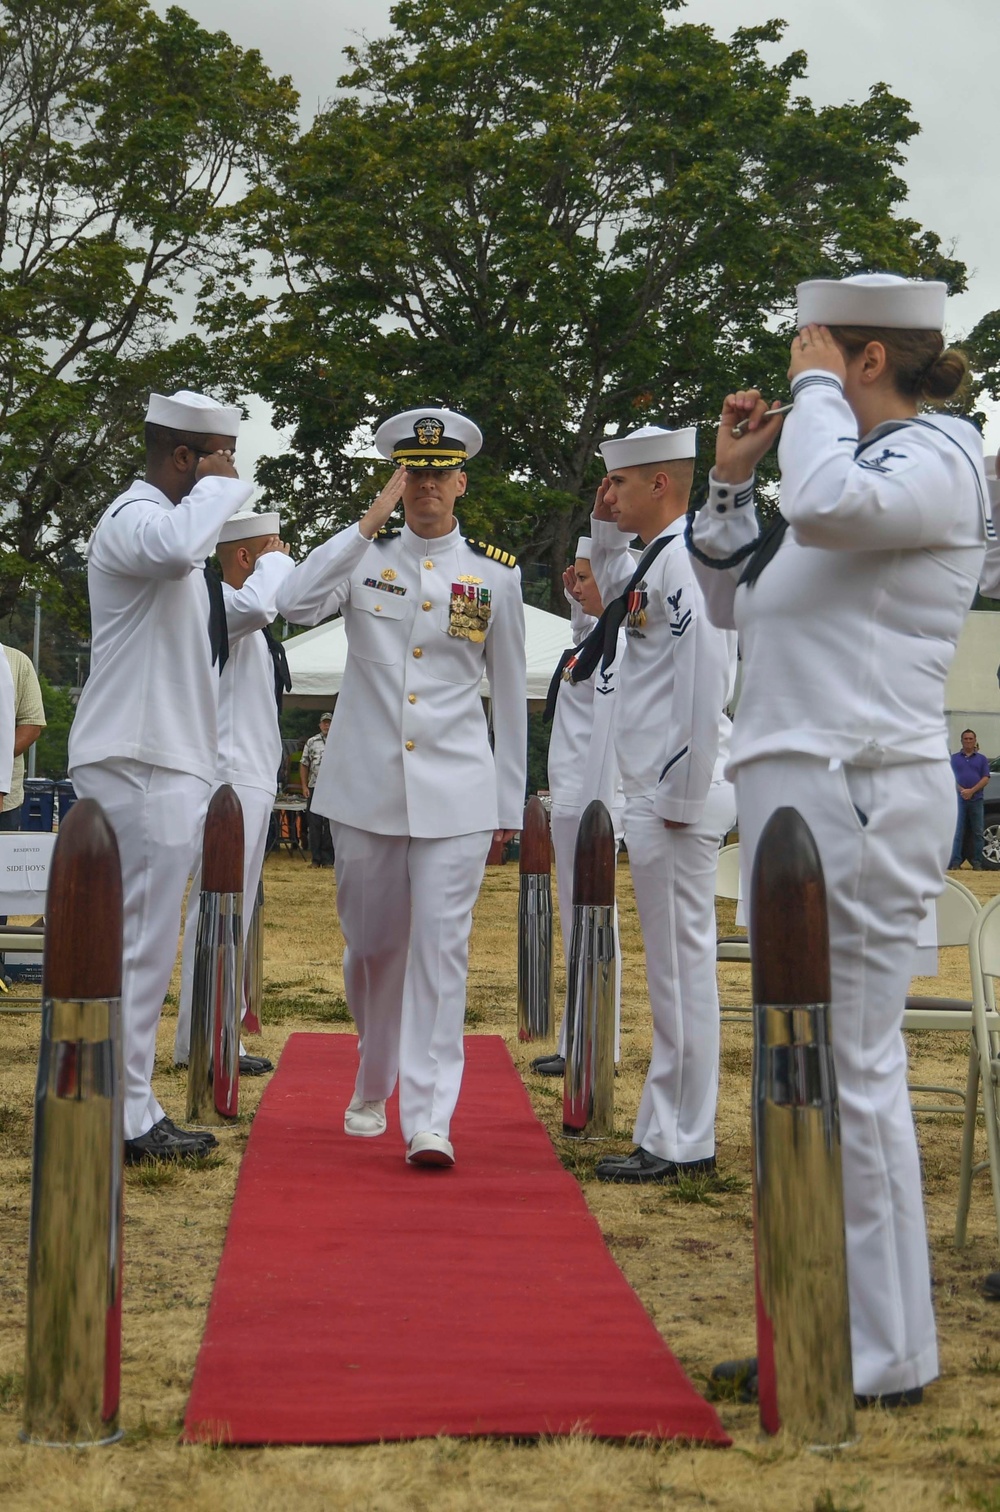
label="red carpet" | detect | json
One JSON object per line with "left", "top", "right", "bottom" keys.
{"left": 183, "top": 1033, "right": 730, "bottom": 1446}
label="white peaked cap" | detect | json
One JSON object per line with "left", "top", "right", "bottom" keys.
{"left": 217, "top": 509, "right": 281, "bottom": 544}
{"left": 985, "top": 454, "right": 1000, "bottom": 509}
{"left": 374, "top": 407, "right": 483, "bottom": 467}
{"left": 796, "top": 273, "right": 947, "bottom": 331}
{"left": 146, "top": 390, "right": 242, "bottom": 436}
{"left": 574, "top": 537, "right": 592, "bottom": 560}
{"left": 600, "top": 425, "right": 697, "bottom": 471}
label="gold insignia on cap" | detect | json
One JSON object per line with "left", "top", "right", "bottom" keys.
{"left": 414, "top": 417, "right": 445, "bottom": 448}
{"left": 457, "top": 574, "right": 483, "bottom": 585}
{"left": 380, "top": 567, "right": 398, "bottom": 582}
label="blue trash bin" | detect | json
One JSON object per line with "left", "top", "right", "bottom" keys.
{"left": 20, "top": 778, "right": 56, "bottom": 832}
{"left": 55, "top": 780, "right": 77, "bottom": 827}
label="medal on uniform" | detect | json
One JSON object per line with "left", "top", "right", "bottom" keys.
{"left": 626, "top": 584, "right": 647, "bottom": 631}
{"left": 449, "top": 582, "right": 491, "bottom": 640}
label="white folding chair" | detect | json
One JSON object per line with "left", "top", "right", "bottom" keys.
{"left": 903, "top": 877, "right": 982, "bottom": 1114}
{"left": 715, "top": 842, "right": 749, "bottom": 963}
{"left": 955, "top": 892, "right": 1000, "bottom": 1250}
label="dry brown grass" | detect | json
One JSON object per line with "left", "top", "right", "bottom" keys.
{"left": 2, "top": 853, "right": 1000, "bottom": 1511}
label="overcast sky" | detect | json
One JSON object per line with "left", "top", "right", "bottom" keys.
{"left": 151, "top": 0, "right": 1000, "bottom": 477}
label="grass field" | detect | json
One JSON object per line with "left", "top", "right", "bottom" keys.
{"left": 1, "top": 850, "right": 1000, "bottom": 1511}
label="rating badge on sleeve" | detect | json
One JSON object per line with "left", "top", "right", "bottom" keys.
{"left": 449, "top": 583, "right": 492, "bottom": 642}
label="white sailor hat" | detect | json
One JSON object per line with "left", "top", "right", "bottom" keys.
{"left": 985, "top": 455, "right": 1000, "bottom": 509}
{"left": 796, "top": 273, "right": 947, "bottom": 331}
{"left": 575, "top": 537, "right": 592, "bottom": 559}
{"left": 218, "top": 509, "right": 281, "bottom": 544}
{"left": 374, "top": 407, "right": 482, "bottom": 470}
{"left": 600, "top": 424, "right": 697, "bottom": 471}
{"left": 146, "top": 389, "right": 242, "bottom": 436}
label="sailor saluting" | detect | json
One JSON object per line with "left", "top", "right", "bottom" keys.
{"left": 276, "top": 407, "right": 527, "bottom": 1169}
{"left": 688, "top": 272, "right": 987, "bottom": 1406}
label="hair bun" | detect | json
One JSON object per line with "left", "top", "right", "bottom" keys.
{"left": 920, "top": 346, "right": 968, "bottom": 402}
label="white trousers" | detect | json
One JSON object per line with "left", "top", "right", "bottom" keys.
{"left": 70, "top": 759, "right": 211, "bottom": 1141}
{"left": 330, "top": 822, "right": 493, "bottom": 1144}
{"left": 550, "top": 806, "right": 621, "bottom": 1060}
{"left": 735, "top": 754, "right": 953, "bottom": 1397}
{"left": 175, "top": 783, "right": 274, "bottom": 1064}
{"left": 624, "top": 781, "right": 736, "bottom": 1164}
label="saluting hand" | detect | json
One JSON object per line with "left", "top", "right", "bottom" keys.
{"left": 256, "top": 536, "right": 291, "bottom": 557}
{"left": 714, "top": 390, "right": 783, "bottom": 484}
{"left": 788, "top": 324, "right": 847, "bottom": 384}
{"left": 196, "top": 449, "right": 238, "bottom": 481}
{"left": 592, "top": 475, "right": 614, "bottom": 522}
{"left": 359, "top": 466, "right": 407, "bottom": 540}
{"left": 563, "top": 565, "right": 581, "bottom": 601}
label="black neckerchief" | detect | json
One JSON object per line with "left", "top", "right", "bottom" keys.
{"left": 569, "top": 534, "right": 674, "bottom": 684}
{"left": 204, "top": 562, "right": 229, "bottom": 673}
{"left": 262, "top": 625, "right": 292, "bottom": 711}
{"left": 543, "top": 647, "right": 576, "bottom": 723}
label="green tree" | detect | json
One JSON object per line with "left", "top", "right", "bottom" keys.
{"left": 227, "top": 0, "right": 966, "bottom": 605}
{"left": 32, "top": 674, "right": 74, "bottom": 778}
{"left": 0, "top": 0, "right": 297, "bottom": 616}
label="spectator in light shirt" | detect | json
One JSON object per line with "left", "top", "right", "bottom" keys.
{"left": 949, "top": 729, "right": 991, "bottom": 870}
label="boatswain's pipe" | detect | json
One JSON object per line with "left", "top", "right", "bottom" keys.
{"left": 187, "top": 785, "right": 244, "bottom": 1125}
{"left": 242, "top": 877, "right": 264, "bottom": 1035}
{"left": 517, "top": 796, "right": 554, "bottom": 1043}
{"left": 22, "top": 799, "right": 124, "bottom": 1447}
{"left": 563, "top": 800, "right": 616, "bottom": 1138}
{"left": 751, "top": 805, "right": 855, "bottom": 1445}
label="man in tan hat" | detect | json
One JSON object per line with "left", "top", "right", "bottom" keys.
{"left": 300, "top": 712, "right": 334, "bottom": 866}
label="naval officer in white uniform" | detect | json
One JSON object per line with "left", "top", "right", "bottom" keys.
{"left": 174, "top": 508, "right": 295, "bottom": 1071}
{"left": 276, "top": 408, "right": 527, "bottom": 1168}
{"left": 532, "top": 538, "right": 624, "bottom": 1076}
{"left": 688, "top": 273, "right": 986, "bottom": 1405}
{"left": 69, "top": 391, "right": 253, "bottom": 1162}
{"left": 579, "top": 425, "right": 736, "bottom": 1184}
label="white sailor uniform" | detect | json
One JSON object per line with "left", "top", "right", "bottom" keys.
{"left": 591, "top": 515, "right": 736, "bottom": 1164}
{"left": 276, "top": 520, "right": 527, "bottom": 1144}
{"left": 688, "top": 368, "right": 988, "bottom": 1396}
{"left": 175, "top": 549, "right": 296, "bottom": 1062}
{"left": 68, "top": 472, "right": 252, "bottom": 1140}
{"left": 548, "top": 593, "right": 625, "bottom": 1057}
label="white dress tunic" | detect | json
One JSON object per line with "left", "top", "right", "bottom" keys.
{"left": 590, "top": 515, "right": 737, "bottom": 1164}
{"left": 547, "top": 596, "right": 624, "bottom": 1057}
{"left": 688, "top": 367, "right": 988, "bottom": 1396}
{"left": 68, "top": 474, "right": 253, "bottom": 1140}
{"left": 276, "top": 520, "right": 527, "bottom": 1144}
{"left": 175, "top": 551, "right": 297, "bottom": 1062}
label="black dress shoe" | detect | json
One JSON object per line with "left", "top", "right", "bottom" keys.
{"left": 709, "top": 1356, "right": 758, "bottom": 1403}
{"left": 856, "top": 1386, "right": 923, "bottom": 1409}
{"left": 983, "top": 1271, "right": 1000, "bottom": 1301}
{"left": 125, "top": 1116, "right": 217, "bottom": 1165}
{"left": 239, "top": 1054, "right": 274, "bottom": 1076}
{"left": 595, "top": 1148, "right": 716, "bottom": 1184}
{"left": 531, "top": 1054, "right": 565, "bottom": 1076}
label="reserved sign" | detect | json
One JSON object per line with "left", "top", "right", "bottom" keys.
{"left": 0, "top": 833, "right": 57, "bottom": 915}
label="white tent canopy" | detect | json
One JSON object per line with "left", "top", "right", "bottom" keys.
{"left": 283, "top": 601, "right": 578, "bottom": 708}
{"left": 945, "top": 609, "right": 1000, "bottom": 755}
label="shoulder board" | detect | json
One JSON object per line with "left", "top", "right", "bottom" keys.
{"left": 468, "top": 539, "right": 517, "bottom": 568}
{"left": 372, "top": 527, "right": 400, "bottom": 542}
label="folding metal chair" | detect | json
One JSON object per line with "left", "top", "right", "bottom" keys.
{"left": 955, "top": 892, "right": 1000, "bottom": 1250}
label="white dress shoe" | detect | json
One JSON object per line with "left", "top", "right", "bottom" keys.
{"left": 406, "top": 1131, "right": 455, "bottom": 1168}
{"left": 344, "top": 1093, "right": 387, "bottom": 1138}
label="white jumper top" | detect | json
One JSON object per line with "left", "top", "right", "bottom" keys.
{"left": 547, "top": 596, "right": 625, "bottom": 833}
{"left": 69, "top": 475, "right": 253, "bottom": 783}
{"left": 688, "top": 369, "right": 988, "bottom": 775}
{"left": 217, "top": 553, "right": 296, "bottom": 795}
{"left": 276, "top": 521, "right": 527, "bottom": 837}
{"left": 590, "top": 516, "right": 737, "bottom": 824}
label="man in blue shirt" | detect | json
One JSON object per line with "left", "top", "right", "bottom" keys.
{"left": 949, "top": 728, "right": 991, "bottom": 869}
